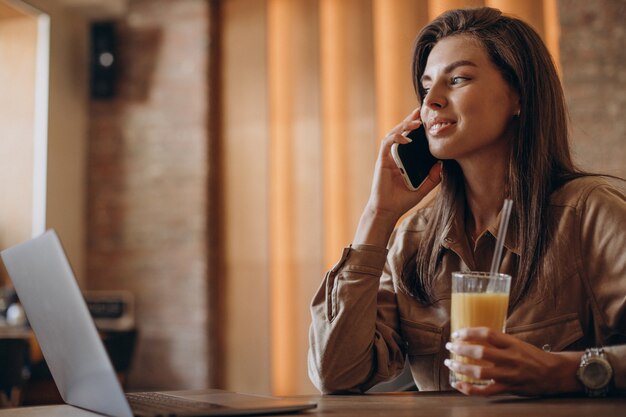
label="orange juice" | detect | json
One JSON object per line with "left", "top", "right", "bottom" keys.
{"left": 450, "top": 292, "right": 509, "bottom": 384}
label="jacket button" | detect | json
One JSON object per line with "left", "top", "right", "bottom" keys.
{"left": 542, "top": 344, "right": 552, "bottom": 352}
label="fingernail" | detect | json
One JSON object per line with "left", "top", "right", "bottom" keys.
{"left": 445, "top": 342, "right": 454, "bottom": 351}
{"left": 451, "top": 331, "right": 459, "bottom": 339}
{"left": 444, "top": 359, "right": 451, "bottom": 367}
{"left": 400, "top": 131, "right": 412, "bottom": 142}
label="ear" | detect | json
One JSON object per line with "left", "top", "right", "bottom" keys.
{"left": 510, "top": 93, "right": 521, "bottom": 118}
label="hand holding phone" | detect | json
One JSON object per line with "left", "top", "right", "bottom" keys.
{"left": 390, "top": 126, "right": 439, "bottom": 191}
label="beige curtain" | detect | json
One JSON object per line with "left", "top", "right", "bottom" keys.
{"left": 221, "top": 0, "right": 559, "bottom": 395}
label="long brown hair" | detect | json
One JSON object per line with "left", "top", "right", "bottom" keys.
{"left": 402, "top": 7, "right": 584, "bottom": 307}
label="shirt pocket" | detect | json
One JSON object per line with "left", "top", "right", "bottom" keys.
{"left": 506, "top": 313, "right": 584, "bottom": 352}
{"left": 399, "top": 319, "right": 445, "bottom": 356}
{"left": 399, "top": 318, "right": 447, "bottom": 390}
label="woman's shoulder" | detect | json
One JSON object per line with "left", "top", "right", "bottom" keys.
{"left": 385, "top": 200, "right": 436, "bottom": 265}
{"left": 550, "top": 175, "right": 625, "bottom": 209}
{"left": 395, "top": 200, "right": 436, "bottom": 234}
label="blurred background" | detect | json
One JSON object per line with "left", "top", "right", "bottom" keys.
{"left": 0, "top": 0, "right": 624, "bottom": 405}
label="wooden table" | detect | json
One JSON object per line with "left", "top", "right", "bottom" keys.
{"left": 1, "top": 391, "right": 625, "bottom": 417}
{"left": 309, "top": 391, "right": 626, "bottom": 417}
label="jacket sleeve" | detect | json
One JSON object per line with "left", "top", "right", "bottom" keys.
{"left": 308, "top": 244, "right": 406, "bottom": 394}
{"left": 578, "top": 182, "right": 626, "bottom": 394}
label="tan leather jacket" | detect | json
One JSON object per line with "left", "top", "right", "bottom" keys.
{"left": 309, "top": 177, "right": 626, "bottom": 394}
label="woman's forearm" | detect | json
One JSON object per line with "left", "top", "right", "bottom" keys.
{"left": 552, "top": 351, "right": 584, "bottom": 394}
{"left": 353, "top": 205, "right": 400, "bottom": 248}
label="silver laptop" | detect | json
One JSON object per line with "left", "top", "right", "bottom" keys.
{"left": 1, "top": 230, "right": 316, "bottom": 417}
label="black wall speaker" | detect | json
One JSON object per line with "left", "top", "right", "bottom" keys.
{"left": 90, "top": 22, "right": 117, "bottom": 99}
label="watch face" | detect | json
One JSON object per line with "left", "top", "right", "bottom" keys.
{"left": 582, "top": 360, "right": 612, "bottom": 389}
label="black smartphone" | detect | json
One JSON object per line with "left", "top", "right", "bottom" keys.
{"left": 390, "top": 126, "right": 438, "bottom": 191}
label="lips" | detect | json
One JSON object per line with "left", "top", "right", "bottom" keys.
{"left": 427, "top": 117, "right": 456, "bottom": 135}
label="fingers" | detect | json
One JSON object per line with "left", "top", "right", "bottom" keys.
{"left": 445, "top": 328, "right": 554, "bottom": 396}
{"left": 402, "top": 106, "right": 422, "bottom": 127}
{"left": 452, "top": 327, "right": 512, "bottom": 349}
{"left": 453, "top": 381, "right": 508, "bottom": 397}
{"left": 409, "top": 161, "right": 442, "bottom": 200}
{"left": 384, "top": 119, "right": 422, "bottom": 144}
{"left": 444, "top": 356, "right": 518, "bottom": 384}
{"left": 446, "top": 341, "right": 515, "bottom": 366}
{"left": 445, "top": 329, "right": 520, "bottom": 383}
{"left": 445, "top": 328, "right": 518, "bottom": 391}
{"left": 381, "top": 107, "right": 424, "bottom": 155}
{"left": 445, "top": 356, "right": 502, "bottom": 381}
{"left": 424, "top": 160, "right": 443, "bottom": 187}
{"left": 388, "top": 107, "right": 422, "bottom": 137}
{"left": 379, "top": 118, "right": 423, "bottom": 161}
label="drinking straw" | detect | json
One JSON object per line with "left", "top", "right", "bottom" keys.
{"left": 489, "top": 198, "right": 513, "bottom": 276}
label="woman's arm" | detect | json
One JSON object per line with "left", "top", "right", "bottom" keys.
{"left": 308, "top": 109, "right": 442, "bottom": 393}
{"left": 353, "top": 109, "right": 442, "bottom": 248}
{"left": 308, "top": 244, "right": 404, "bottom": 393}
{"left": 579, "top": 182, "right": 626, "bottom": 394}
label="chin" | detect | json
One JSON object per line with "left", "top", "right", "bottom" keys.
{"left": 428, "top": 142, "right": 456, "bottom": 160}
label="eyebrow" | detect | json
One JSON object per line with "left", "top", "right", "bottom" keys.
{"left": 420, "top": 60, "right": 478, "bottom": 84}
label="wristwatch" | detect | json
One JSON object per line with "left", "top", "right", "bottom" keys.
{"left": 576, "top": 348, "right": 613, "bottom": 397}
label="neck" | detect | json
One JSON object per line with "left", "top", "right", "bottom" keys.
{"left": 458, "top": 146, "right": 508, "bottom": 237}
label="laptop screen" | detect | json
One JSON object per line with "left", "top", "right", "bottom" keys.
{"left": 1, "top": 230, "right": 133, "bottom": 417}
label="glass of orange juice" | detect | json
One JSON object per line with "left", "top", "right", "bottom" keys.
{"left": 449, "top": 271, "right": 511, "bottom": 386}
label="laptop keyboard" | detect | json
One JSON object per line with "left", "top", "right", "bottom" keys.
{"left": 126, "top": 392, "right": 227, "bottom": 417}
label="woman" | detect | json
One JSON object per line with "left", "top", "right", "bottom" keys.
{"left": 308, "top": 7, "right": 625, "bottom": 397}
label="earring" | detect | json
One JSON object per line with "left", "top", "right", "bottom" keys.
{"left": 515, "top": 109, "right": 521, "bottom": 117}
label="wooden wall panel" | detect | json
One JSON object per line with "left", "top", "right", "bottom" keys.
{"left": 320, "top": 0, "right": 377, "bottom": 269}
{"left": 428, "top": 0, "right": 485, "bottom": 19}
{"left": 372, "top": 0, "right": 429, "bottom": 139}
{"left": 221, "top": 0, "right": 272, "bottom": 394}
{"left": 268, "top": 0, "right": 322, "bottom": 396}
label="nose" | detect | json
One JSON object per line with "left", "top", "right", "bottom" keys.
{"left": 423, "top": 85, "right": 447, "bottom": 110}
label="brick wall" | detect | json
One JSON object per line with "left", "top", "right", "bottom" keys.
{"left": 87, "top": 0, "right": 214, "bottom": 390}
{"left": 559, "top": 0, "right": 626, "bottom": 177}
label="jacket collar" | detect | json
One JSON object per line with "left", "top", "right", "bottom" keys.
{"left": 440, "top": 197, "right": 521, "bottom": 255}
{"left": 487, "top": 208, "right": 520, "bottom": 255}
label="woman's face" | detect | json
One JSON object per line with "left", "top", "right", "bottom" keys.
{"left": 419, "top": 35, "right": 519, "bottom": 163}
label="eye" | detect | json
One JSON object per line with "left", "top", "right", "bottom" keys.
{"left": 420, "top": 86, "right": 431, "bottom": 96}
{"left": 451, "top": 76, "right": 468, "bottom": 85}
